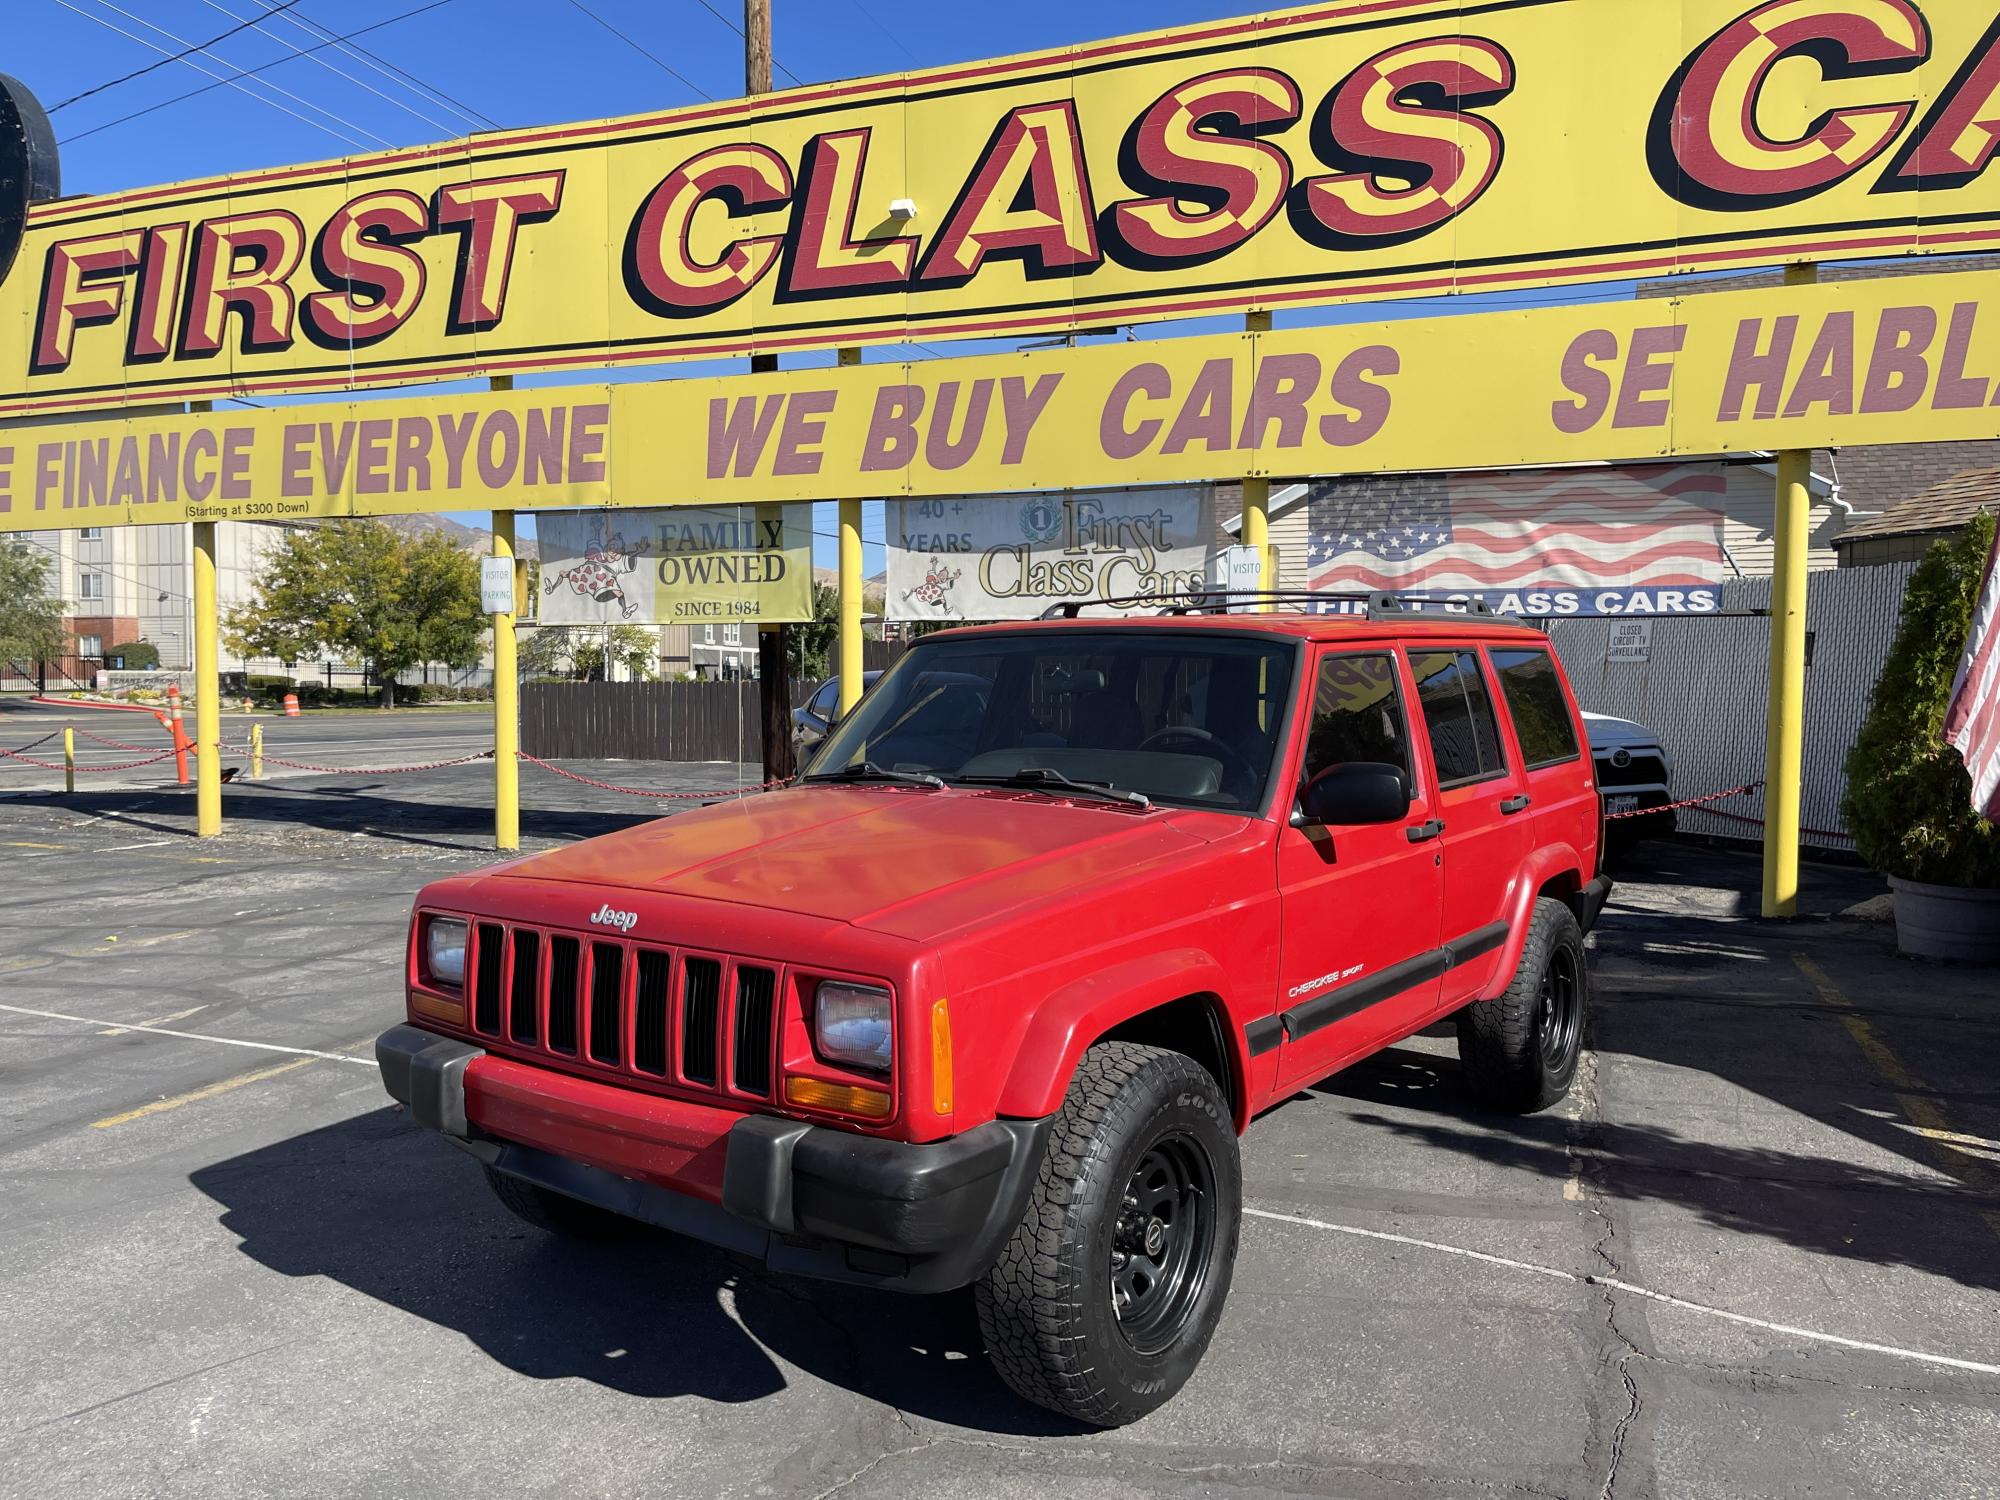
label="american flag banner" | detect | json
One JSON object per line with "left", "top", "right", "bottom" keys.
{"left": 1943, "top": 525, "right": 2000, "bottom": 822}
{"left": 1306, "top": 463, "right": 1731, "bottom": 615}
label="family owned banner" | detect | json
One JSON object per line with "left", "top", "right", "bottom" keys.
{"left": 536, "top": 506, "right": 812, "bottom": 625}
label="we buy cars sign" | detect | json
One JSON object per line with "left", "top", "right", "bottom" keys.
{"left": 3, "top": 0, "right": 2000, "bottom": 417}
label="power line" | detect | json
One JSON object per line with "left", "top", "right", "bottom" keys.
{"left": 48, "top": 0, "right": 304, "bottom": 111}
{"left": 51, "top": 0, "right": 385, "bottom": 149}
{"left": 249, "top": 0, "right": 499, "bottom": 133}
{"left": 195, "top": 0, "right": 458, "bottom": 138}
{"left": 57, "top": 0, "right": 462, "bottom": 147}
{"left": 684, "top": 0, "right": 806, "bottom": 88}
{"left": 563, "top": 0, "right": 713, "bottom": 101}
{"left": 842, "top": 0, "right": 916, "bottom": 65}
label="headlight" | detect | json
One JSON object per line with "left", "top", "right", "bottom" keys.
{"left": 815, "top": 982, "right": 893, "bottom": 1071}
{"left": 425, "top": 917, "right": 468, "bottom": 989}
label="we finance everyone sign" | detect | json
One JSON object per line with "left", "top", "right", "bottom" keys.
{"left": 5, "top": 0, "right": 2000, "bottom": 417}
{"left": 5, "top": 265, "right": 2000, "bottom": 531}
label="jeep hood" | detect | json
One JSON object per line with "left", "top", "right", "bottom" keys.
{"left": 490, "top": 784, "right": 1231, "bottom": 938}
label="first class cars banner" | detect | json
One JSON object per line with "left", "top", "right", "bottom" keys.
{"left": 5, "top": 264, "right": 1999, "bottom": 531}
{"left": 6, "top": 0, "right": 2000, "bottom": 416}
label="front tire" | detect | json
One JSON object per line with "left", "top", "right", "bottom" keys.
{"left": 976, "top": 1042, "right": 1241, "bottom": 1427}
{"left": 1456, "top": 896, "right": 1588, "bottom": 1112}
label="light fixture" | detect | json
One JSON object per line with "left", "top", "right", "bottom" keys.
{"left": 887, "top": 198, "right": 917, "bottom": 221}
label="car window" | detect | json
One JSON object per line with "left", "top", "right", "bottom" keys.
{"left": 811, "top": 632, "right": 1295, "bottom": 811}
{"left": 1488, "top": 648, "right": 1581, "bottom": 768}
{"left": 809, "top": 681, "right": 840, "bottom": 718}
{"left": 1300, "top": 653, "right": 1409, "bottom": 787}
{"left": 1408, "top": 650, "right": 1507, "bottom": 786}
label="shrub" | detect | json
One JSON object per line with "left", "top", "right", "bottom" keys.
{"left": 1843, "top": 512, "right": 2000, "bottom": 887}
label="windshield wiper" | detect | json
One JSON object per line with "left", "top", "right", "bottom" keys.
{"left": 952, "top": 767, "right": 1151, "bottom": 809}
{"left": 805, "top": 760, "right": 944, "bottom": 789}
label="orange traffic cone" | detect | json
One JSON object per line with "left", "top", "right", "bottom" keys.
{"left": 283, "top": 693, "right": 301, "bottom": 718}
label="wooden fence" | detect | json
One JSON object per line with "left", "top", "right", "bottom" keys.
{"left": 522, "top": 679, "right": 768, "bottom": 762}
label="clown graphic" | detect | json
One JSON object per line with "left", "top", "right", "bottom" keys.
{"left": 902, "top": 556, "right": 963, "bottom": 614}
{"left": 546, "top": 528, "right": 651, "bottom": 618}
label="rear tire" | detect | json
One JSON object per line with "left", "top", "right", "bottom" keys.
{"left": 483, "top": 1165, "right": 632, "bottom": 1239}
{"left": 976, "top": 1042, "right": 1240, "bottom": 1428}
{"left": 1456, "top": 897, "right": 1587, "bottom": 1113}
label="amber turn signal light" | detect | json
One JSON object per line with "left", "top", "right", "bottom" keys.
{"left": 785, "top": 1076, "right": 893, "bottom": 1119}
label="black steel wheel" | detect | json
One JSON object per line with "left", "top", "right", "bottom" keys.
{"left": 977, "top": 1042, "right": 1241, "bottom": 1427}
{"left": 1457, "top": 896, "right": 1588, "bottom": 1113}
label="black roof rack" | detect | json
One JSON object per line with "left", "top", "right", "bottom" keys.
{"left": 1036, "top": 589, "right": 1498, "bottom": 622}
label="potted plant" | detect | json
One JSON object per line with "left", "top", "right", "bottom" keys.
{"left": 1844, "top": 512, "right": 2000, "bottom": 962}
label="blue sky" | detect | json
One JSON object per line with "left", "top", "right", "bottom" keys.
{"left": 11, "top": 0, "right": 1644, "bottom": 571}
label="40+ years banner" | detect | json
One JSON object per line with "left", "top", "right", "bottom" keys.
{"left": 888, "top": 489, "right": 1216, "bottom": 621}
{"left": 4, "top": 0, "right": 2000, "bottom": 417}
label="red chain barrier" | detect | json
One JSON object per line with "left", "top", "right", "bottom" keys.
{"left": 1605, "top": 781, "right": 1763, "bottom": 820}
{"left": 518, "top": 751, "right": 786, "bottom": 800}
{"left": 75, "top": 727, "right": 164, "bottom": 753}
{"left": 0, "top": 746, "right": 179, "bottom": 772}
{"left": 255, "top": 750, "right": 496, "bottom": 776}
{"left": 0, "top": 732, "right": 62, "bottom": 756}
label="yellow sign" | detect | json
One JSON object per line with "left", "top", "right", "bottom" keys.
{"left": 5, "top": 0, "right": 2000, "bottom": 417}
{"left": 3, "top": 266, "right": 1997, "bottom": 531}
{"left": 537, "top": 507, "right": 812, "bottom": 625}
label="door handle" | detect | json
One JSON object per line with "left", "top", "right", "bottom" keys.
{"left": 1500, "top": 795, "right": 1532, "bottom": 815}
{"left": 1405, "top": 819, "right": 1445, "bottom": 843}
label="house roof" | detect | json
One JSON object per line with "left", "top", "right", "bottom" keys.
{"left": 1833, "top": 468, "right": 2000, "bottom": 544}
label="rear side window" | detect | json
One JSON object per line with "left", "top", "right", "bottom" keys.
{"left": 1300, "top": 653, "right": 1410, "bottom": 786}
{"left": 1489, "top": 648, "right": 1581, "bottom": 768}
{"left": 1408, "top": 650, "right": 1507, "bottom": 786}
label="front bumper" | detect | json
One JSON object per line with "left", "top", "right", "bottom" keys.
{"left": 376, "top": 1023, "right": 1052, "bottom": 1294}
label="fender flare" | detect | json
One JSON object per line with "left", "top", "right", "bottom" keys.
{"left": 1482, "top": 844, "right": 1586, "bottom": 999}
{"left": 994, "top": 948, "right": 1247, "bottom": 1127}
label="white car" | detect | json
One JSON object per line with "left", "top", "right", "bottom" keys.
{"left": 1583, "top": 711, "right": 1676, "bottom": 845}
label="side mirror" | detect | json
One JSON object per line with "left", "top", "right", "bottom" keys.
{"left": 1298, "top": 762, "right": 1412, "bottom": 827}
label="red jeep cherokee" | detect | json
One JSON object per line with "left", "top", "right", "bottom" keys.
{"left": 379, "top": 604, "right": 1610, "bottom": 1426}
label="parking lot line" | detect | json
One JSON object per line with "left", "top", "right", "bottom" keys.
{"left": 98, "top": 1004, "right": 208, "bottom": 1036}
{"left": 0, "top": 1002, "right": 378, "bottom": 1067}
{"left": 1243, "top": 1206, "right": 2000, "bottom": 1378}
{"left": 1792, "top": 952, "right": 2000, "bottom": 1243}
{"left": 91, "top": 1057, "right": 322, "bottom": 1129}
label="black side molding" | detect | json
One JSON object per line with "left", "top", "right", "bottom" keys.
{"left": 1580, "top": 874, "right": 1614, "bottom": 934}
{"left": 1254, "top": 921, "right": 1516, "bottom": 1049}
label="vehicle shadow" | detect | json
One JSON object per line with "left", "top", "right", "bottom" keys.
{"left": 7, "top": 784, "right": 658, "bottom": 848}
{"left": 187, "top": 1106, "right": 1075, "bottom": 1434}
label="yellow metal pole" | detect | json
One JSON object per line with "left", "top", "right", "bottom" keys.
{"left": 1243, "top": 311, "right": 1273, "bottom": 609}
{"left": 251, "top": 722, "right": 263, "bottom": 781}
{"left": 1761, "top": 262, "right": 1817, "bottom": 919}
{"left": 492, "top": 510, "right": 521, "bottom": 851}
{"left": 837, "top": 347, "right": 865, "bottom": 714}
{"left": 64, "top": 726, "right": 74, "bottom": 793}
{"left": 192, "top": 519, "right": 222, "bottom": 837}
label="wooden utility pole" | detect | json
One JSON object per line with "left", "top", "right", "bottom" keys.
{"left": 745, "top": 0, "right": 795, "bottom": 779}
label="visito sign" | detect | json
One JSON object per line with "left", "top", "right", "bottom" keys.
{"left": 0, "top": 0, "right": 1997, "bottom": 419}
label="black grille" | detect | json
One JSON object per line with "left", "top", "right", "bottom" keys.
{"left": 588, "top": 943, "right": 624, "bottom": 1066}
{"left": 682, "top": 957, "right": 721, "bottom": 1085}
{"left": 1595, "top": 751, "right": 1668, "bottom": 789}
{"left": 472, "top": 923, "right": 504, "bottom": 1034}
{"left": 633, "top": 950, "right": 672, "bottom": 1076}
{"left": 509, "top": 930, "right": 541, "bottom": 1044}
{"left": 547, "top": 936, "right": 581, "bottom": 1054}
{"left": 732, "top": 966, "right": 776, "bottom": 1096}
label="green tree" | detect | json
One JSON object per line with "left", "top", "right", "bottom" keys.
{"left": 0, "top": 541, "right": 67, "bottom": 671}
{"left": 519, "top": 624, "right": 658, "bottom": 681}
{"left": 1843, "top": 512, "right": 2000, "bottom": 887}
{"left": 226, "top": 521, "right": 485, "bottom": 707}
{"left": 788, "top": 583, "right": 839, "bottom": 678}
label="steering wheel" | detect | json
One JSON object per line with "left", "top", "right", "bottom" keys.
{"left": 1135, "top": 725, "right": 1260, "bottom": 791}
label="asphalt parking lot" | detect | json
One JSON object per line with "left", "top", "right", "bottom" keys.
{"left": 2, "top": 716, "right": 1997, "bottom": 1499}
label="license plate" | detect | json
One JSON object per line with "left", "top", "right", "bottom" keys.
{"left": 1606, "top": 794, "right": 1640, "bottom": 815}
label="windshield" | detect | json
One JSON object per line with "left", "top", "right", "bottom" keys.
{"left": 807, "top": 631, "right": 1295, "bottom": 812}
